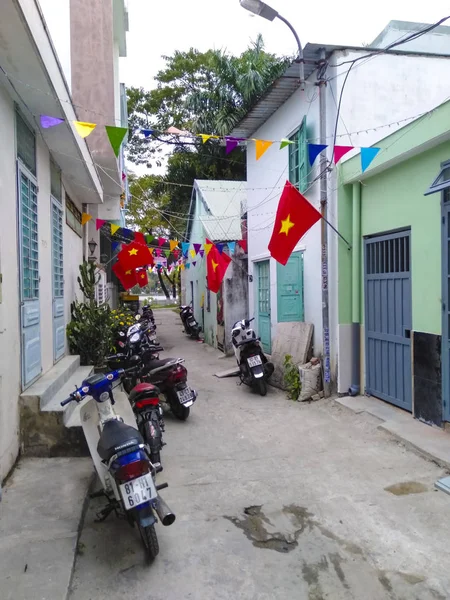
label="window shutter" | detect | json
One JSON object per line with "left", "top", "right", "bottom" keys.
{"left": 298, "top": 117, "right": 307, "bottom": 193}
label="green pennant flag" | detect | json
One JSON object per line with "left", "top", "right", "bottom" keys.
{"left": 105, "top": 126, "right": 128, "bottom": 157}
{"left": 280, "top": 138, "right": 295, "bottom": 150}
{"left": 164, "top": 250, "right": 171, "bottom": 258}
{"left": 145, "top": 234, "right": 154, "bottom": 244}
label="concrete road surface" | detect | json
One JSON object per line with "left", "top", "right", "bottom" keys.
{"left": 69, "top": 309, "right": 450, "bottom": 600}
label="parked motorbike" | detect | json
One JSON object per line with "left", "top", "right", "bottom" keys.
{"left": 179, "top": 304, "right": 201, "bottom": 340}
{"left": 60, "top": 368, "right": 175, "bottom": 560}
{"left": 231, "top": 317, "right": 274, "bottom": 397}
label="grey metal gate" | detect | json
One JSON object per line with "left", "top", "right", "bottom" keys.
{"left": 364, "top": 230, "right": 412, "bottom": 411}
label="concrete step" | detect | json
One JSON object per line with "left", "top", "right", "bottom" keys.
{"left": 19, "top": 358, "right": 93, "bottom": 458}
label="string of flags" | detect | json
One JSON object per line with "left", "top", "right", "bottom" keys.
{"left": 41, "top": 113, "right": 381, "bottom": 173}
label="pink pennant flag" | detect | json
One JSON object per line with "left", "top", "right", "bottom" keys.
{"left": 158, "top": 237, "right": 166, "bottom": 247}
{"left": 155, "top": 248, "right": 162, "bottom": 257}
{"left": 96, "top": 219, "right": 106, "bottom": 230}
{"left": 122, "top": 172, "right": 126, "bottom": 181}
{"left": 334, "top": 146, "right": 354, "bottom": 164}
{"left": 166, "top": 126, "right": 190, "bottom": 136}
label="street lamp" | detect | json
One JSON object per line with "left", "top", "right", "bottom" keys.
{"left": 88, "top": 238, "right": 98, "bottom": 263}
{"left": 239, "top": 0, "right": 305, "bottom": 83}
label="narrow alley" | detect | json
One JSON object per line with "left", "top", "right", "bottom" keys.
{"left": 69, "top": 310, "right": 450, "bottom": 600}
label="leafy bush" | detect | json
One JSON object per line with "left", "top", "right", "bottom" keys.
{"left": 283, "top": 354, "right": 302, "bottom": 401}
{"left": 66, "top": 262, "right": 114, "bottom": 367}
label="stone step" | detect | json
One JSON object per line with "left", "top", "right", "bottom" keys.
{"left": 19, "top": 358, "right": 93, "bottom": 458}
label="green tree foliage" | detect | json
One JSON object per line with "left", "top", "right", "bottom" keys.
{"left": 125, "top": 36, "right": 289, "bottom": 239}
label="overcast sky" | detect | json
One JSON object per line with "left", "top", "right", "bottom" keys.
{"left": 121, "top": 0, "right": 450, "bottom": 89}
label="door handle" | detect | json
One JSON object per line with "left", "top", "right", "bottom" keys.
{"left": 404, "top": 329, "right": 411, "bottom": 339}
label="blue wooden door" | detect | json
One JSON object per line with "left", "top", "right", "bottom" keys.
{"left": 18, "top": 165, "right": 41, "bottom": 388}
{"left": 277, "top": 251, "right": 304, "bottom": 322}
{"left": 51, "top": 197, "right": 65, "bottom": 362}
{"left": 257, "top": 260, "right": 271, "bottom": 353}
{"left": 364, "top": 231, "right": 412, "bottom": 411}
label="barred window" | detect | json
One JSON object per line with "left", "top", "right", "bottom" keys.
{"left": 66, "top": 194, "right": 82, "bottom": 237}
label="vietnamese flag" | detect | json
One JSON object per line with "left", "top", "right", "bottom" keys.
{"left": 118, "top": 241, "right": 154, "bottom": 271}
{"left": 112, "top": 262, "right": 138, "bottom": 290}
{"left": 206, "top": 239, "right": 232, "bottom": 293}
{"left": 137, "top": 269, "right": 149, "bottom": 288}
{"left": 268, "top": 181, "right": 322, "bottom": 266}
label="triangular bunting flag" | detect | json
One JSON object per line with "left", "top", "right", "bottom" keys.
{"left": 155, "top": 249, "right": 161, "bottom": 257}
{"left": 141, "top": 129, "right": 154, "bottom": 137}
{"left": 180, "top": 263, "right": 185, "bottom": 271}
{"left": 189, "top": 249, "right": 196, "bottom": 259}
{"left": 192, "top": 261, "right": 197, "bottom": 267}
{"left": 255, "top": 140, "right": 273, "bottom": 161}
{"left": 169, "top": 240, "right": 178, "bottom": 252}
{"left": 334, "top": 145, "right": 354, "bottom": 164}
{"left": 164, "top": 250, "right": 171, "bottom": 258}
{"left": 111, "top": 224, "right": 121, "bottom": 235}
{"left": 73, "top": 121, "right": 96, "bottom": 138}
{"left": 238, "top": 240, "right": 247, "bottom": 253}
{"left": 122, "top": 172, "right": 127, "bottom": 181}
{"left": 193, "top": 243, "right": 202, "bottom": 255}
{"left": 228, "top": 241, "right": 236, "bottom": 254}
{"left": 158, "top": 237, "right": 166, "bottom": 247}
{"left": 225, "top": 137, "right": 243, "bottom": 155}
{"left": 217, "top": 243, "right": 224, "bottom": 254}
{"left": 41, "top": 115, "right": 64, "bottom": 129}
{"left": 96, "top": 219, "right": 106, "bottom": 231}
{"left": 173, "top": 249, "right": 180, "bottom": 259}
{"left": 199, "top": 249, "right": 205, "bottom": 258}
{"left": 186, "top": 263, "right": 191, "bottom": 269}
{"left": 81, "top": 213, "right": 92, "bottom": 226}
{"left": 122, "top": 228, "right": 134, "bottom": 241}
{"left": 112, "top": 241, "right": 120, "bottom": 253}
{"left": 181, "top": 242, "right": 190, "bottom": 256}
{"left": 308, "top": 144, "right": 328, "bottom": 166}
{"left": 280, "top": 139, "right": 295, "bottom": 150}
{"left": 148, "top": 248, "right": 154, "bottom": 255}
{"left": 145, "top": 234, "right": 154, "bottom": 244}
{"left": 361, "top": 147, "right": 381, "bottom": 172}
{"left": 200, "top": 134, "right": 213, "bottom": 144}
{"left": 105, "top": 126, "right": 128, "bottom": 158}
{"left": 204, "top": 243, "right": 213, "bottom": 256}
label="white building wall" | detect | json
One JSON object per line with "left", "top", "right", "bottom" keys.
{"left": 0, "top": 86, "right": 21, "bottom": 479}
{"left": 38, "top": 0, "right": 72, "bottom": 89}
{"left": 247, "top": 49, "right": 450, "bottom": 391}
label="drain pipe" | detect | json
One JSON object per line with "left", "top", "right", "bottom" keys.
{"left": 349, "top": 182, "right": 361, "bottom": 396}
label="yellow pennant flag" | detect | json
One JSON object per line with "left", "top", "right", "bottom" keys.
{"left": 180, "top": 263, "right": 185, "bottom": 271}
{"left": 255, "top": 139, "right": 274, "bottom": 161}
{"left": 169, "top": 239, "right": 178, "bottom": 252}
{"left": 73, "top": 121, "right": 96, "bottom": 138}
{"left": 81, "top": 213, "right": 92, "bottom": 226}
{"left": 111, "top": 224, "right": 120, "bottom": 235}
{"left": 204, "top": 243, "right": 213, "bottom": 256}
{"left": 189, "top": 249, "right": 196, "bottom": 258}
{"left": 148, "top": 248, "right": 154, "bottom": 255}
{"left": 200, "top": 134, "right": 213, "bottom": 144}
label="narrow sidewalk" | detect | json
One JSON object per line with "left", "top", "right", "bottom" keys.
{"left": 337, "top": 395, "right": 450, "bottom": 471}
{"left": 0, "top": 458, "right": 93, "bottom": 600}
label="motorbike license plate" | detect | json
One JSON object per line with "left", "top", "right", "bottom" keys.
{"left": 247, "top": 355, "right": 262, "bottom": 368}
{"left": 177, "top": 387, "right": 194, "bottom": 405}
{"left": 120, "top": 474, "right": 157, "bottom": 510}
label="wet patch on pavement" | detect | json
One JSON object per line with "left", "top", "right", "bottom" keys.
{"left": 384, "top": 481, "right": 428, "bottom": 496}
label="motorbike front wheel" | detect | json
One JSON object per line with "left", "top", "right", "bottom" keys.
{"left": 138, "top": 523, "right": 159, "bottom": 560}
{"left": 256, "top": 379, "right": 267, "bottom": 397}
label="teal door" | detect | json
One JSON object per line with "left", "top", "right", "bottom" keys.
{"left": 51, "top": 197, "right": 65, "bottom": 362}
{"left": 277, "top": 251, "right": 304, "bottom": 322}
{"left": 256, "top": 260, "right": 271, "bottom": 353}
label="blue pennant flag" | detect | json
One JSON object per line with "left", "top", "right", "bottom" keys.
{"left": 228, "top": 241, "right": 236, "bottom": 254}
{"left": 308, "top": 144, "right": 328, "bottom": 166}
{"left": 141, "top": 129, "right": 154, "bottom": 138}
{"left": 186, "top": 263, "right": 191, "bottom": 269}
{"left": 192, "top": 261, "right": 197, "bottom": 267}
{"left": 217, "top": 243, "right": 224, "bottom": 254}
{"left": 121, "top": 228, "right": 134, "bottom": 241}
{"left": 112, "top": 241, "right": 120, "bottom": 253}
{"left": 181, "top": 242, "right": 190, "bottom": 256}
{"left": 361, "top": 147, "right": 380, "bottom": 172}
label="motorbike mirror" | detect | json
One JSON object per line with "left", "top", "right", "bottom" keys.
{"left": 135, "top": 314, "right": 141, "bottom": 321}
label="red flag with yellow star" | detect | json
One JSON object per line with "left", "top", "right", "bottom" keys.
{"left": 268, "top": 181, "right": 322, "bottom": 265}
{"left": 137, "top": 268, "right": 149, "bottom": 288}
{"left": 206, "top": 239, "right": 232, "bottom": 293}
{"left": 112, "top": 262, "right": 138, "bottom": 290}
{"left": 117, "top": 241, "right": 154, "bottom": 271}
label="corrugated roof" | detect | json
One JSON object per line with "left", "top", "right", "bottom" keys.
{"left": 230, "top": 41, "right": 450, "bottom": 139}
{"left": 195, "top": 179, "right": 246, "bottom": 242}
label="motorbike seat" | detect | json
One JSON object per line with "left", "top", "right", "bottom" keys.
{"left": 129, "top": 382, "right": 160, "bottom": 402}
{"left": 97, "top": 420, "right": 144, "bottom": 461}
{"left": 143, "top": 357, "right": 176, "bottom": 371}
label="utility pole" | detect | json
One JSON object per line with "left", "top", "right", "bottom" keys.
{"left": 318, "top": 48, "right": 331, "bottom": 398}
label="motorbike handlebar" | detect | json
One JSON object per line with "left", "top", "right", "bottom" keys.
{"left": 60, "top": 395, "right": 74, "bottom": 407}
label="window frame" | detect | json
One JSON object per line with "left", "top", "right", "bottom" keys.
{"left": 424, "top": 159, "right": 450, "bottom": 196}
{"left": 65, "top": 194, "right": 82, "bottom": 238}
{"left": 288, "top": 116, "right": 307, "bottom": 193}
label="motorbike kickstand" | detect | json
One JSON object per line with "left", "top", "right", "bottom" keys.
{"left": 94, "top": 499, "right": 120, "bottom": 522}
